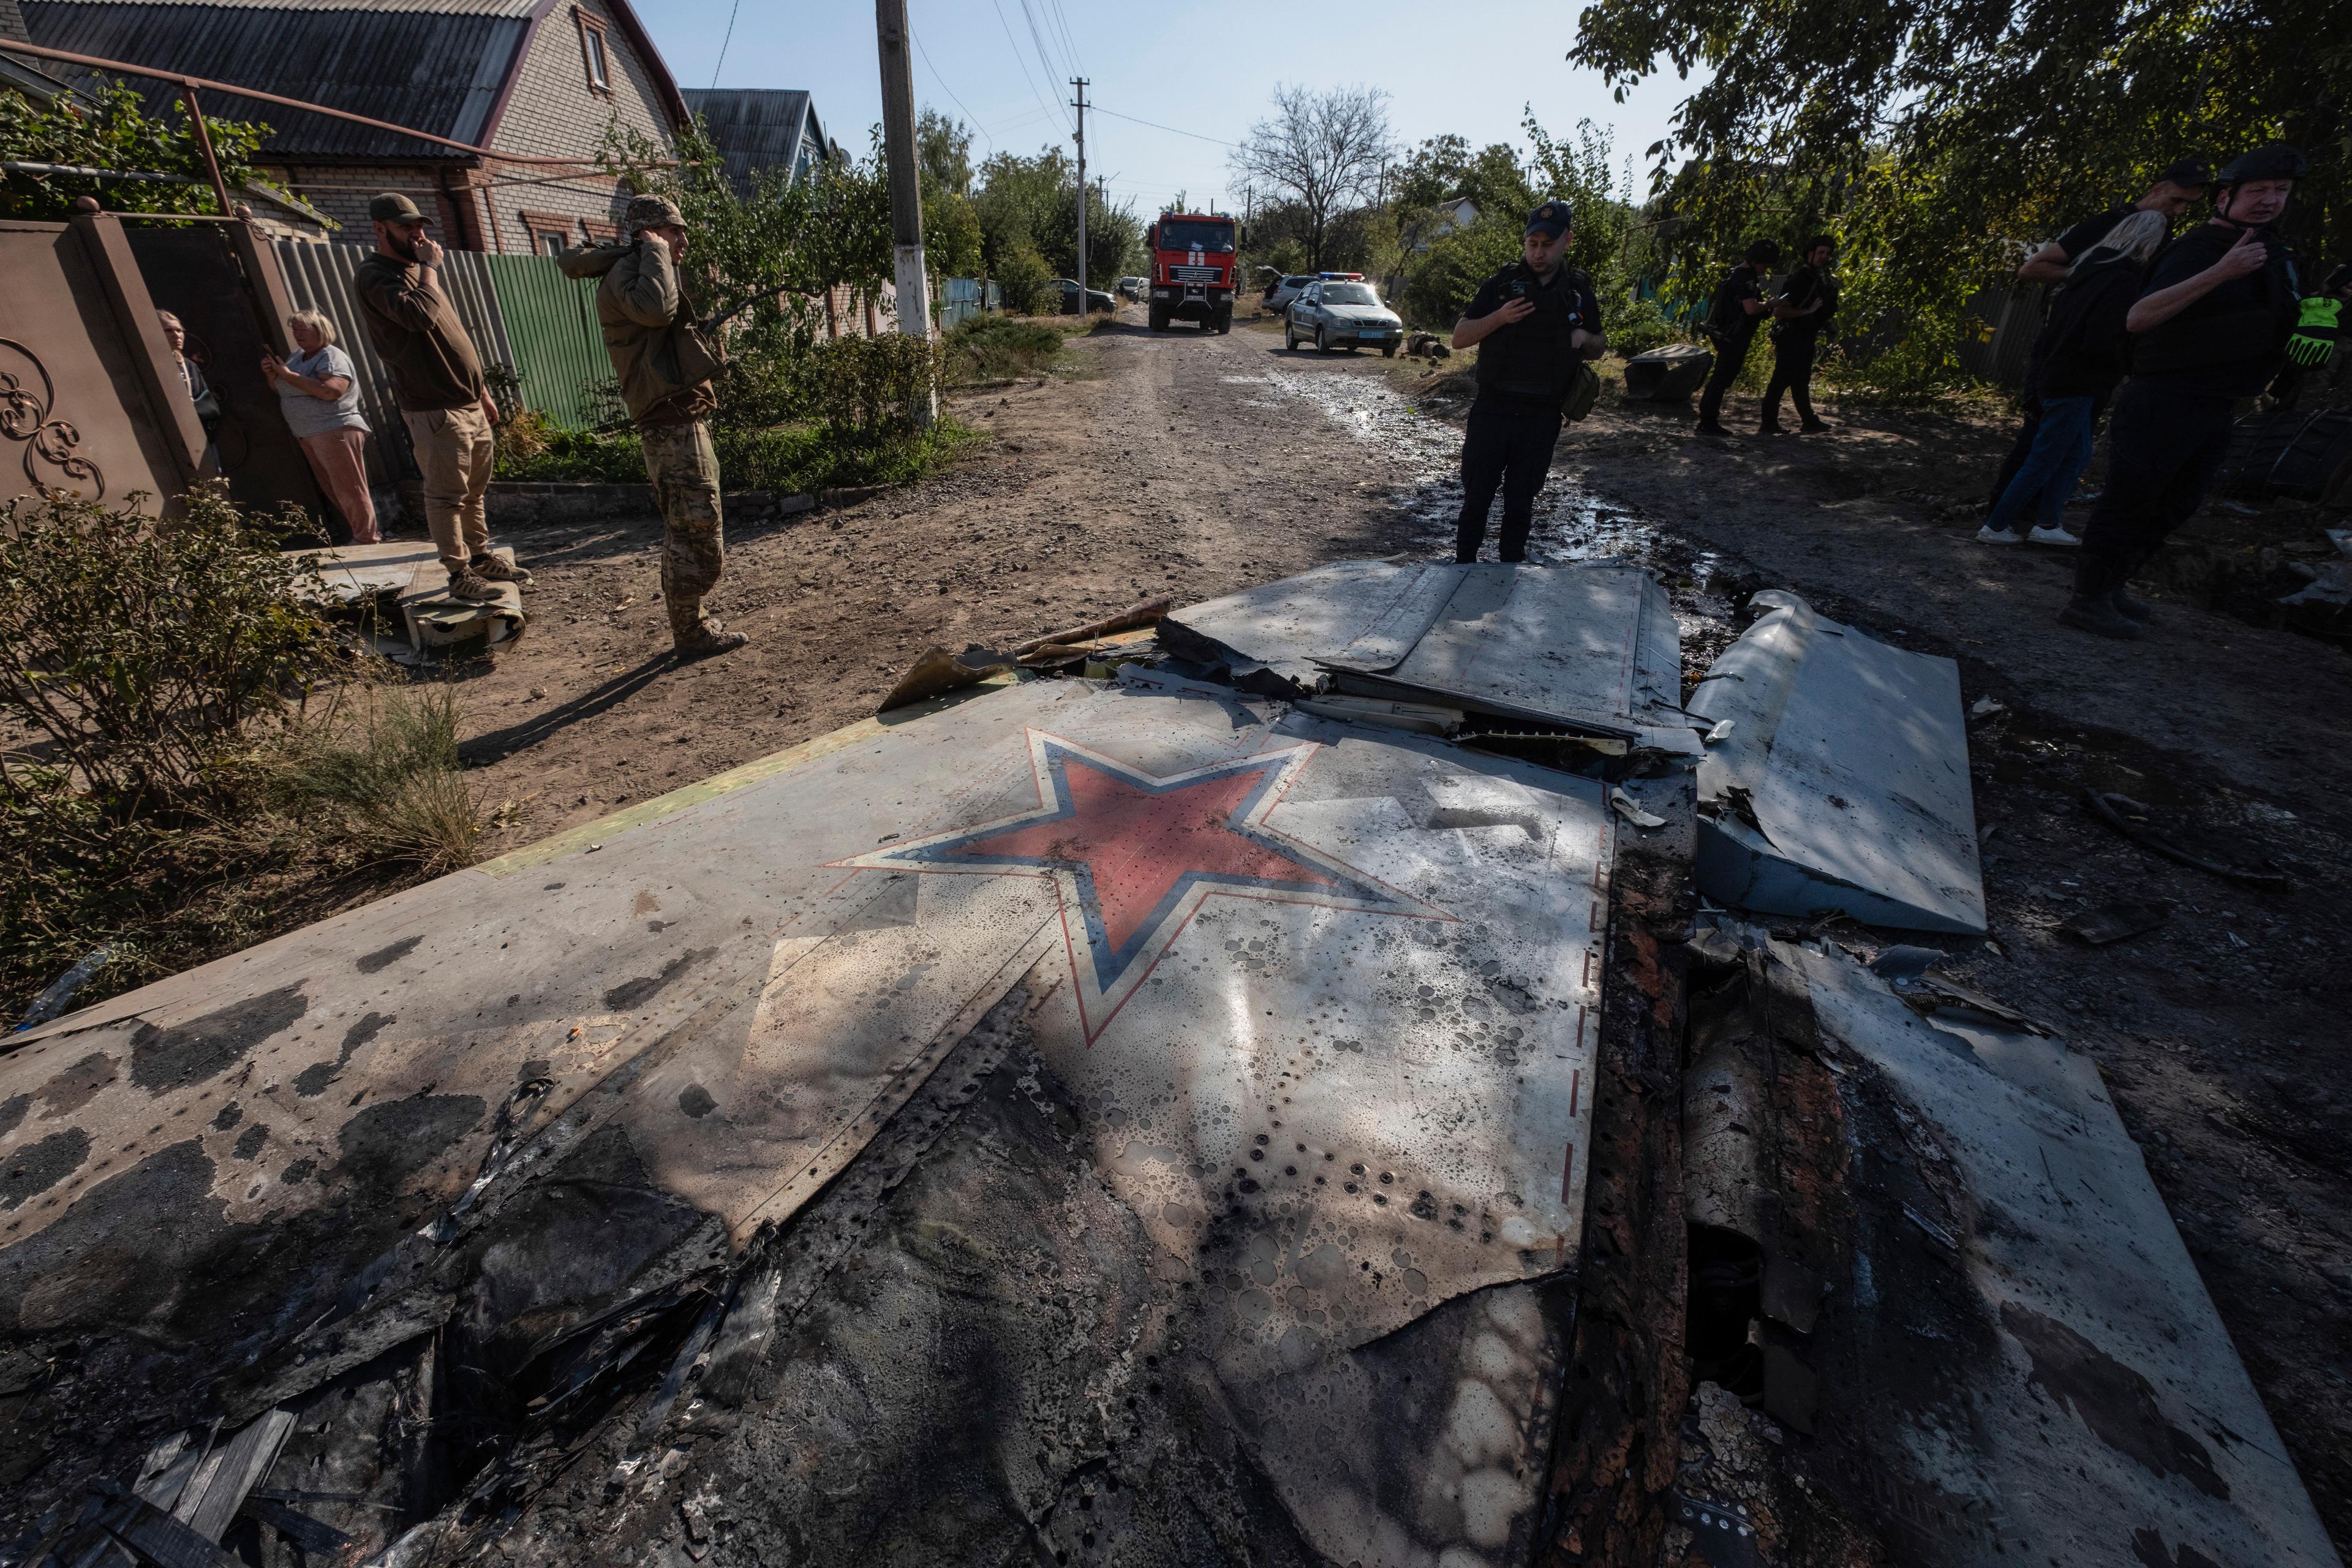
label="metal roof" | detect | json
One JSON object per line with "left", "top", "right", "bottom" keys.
{"left": 680, "top": 87, "right": 823, "bottom": 195}
{"left": 23, "top": 1, "right": 522, "bottom": 158}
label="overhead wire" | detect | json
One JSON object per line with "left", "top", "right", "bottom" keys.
{"left": 986, "top": 0, "right": 1066, "bottom": 136}
{"left": 910, "top": 16, "right": 990, "bottom": 154}
{"left": 707, "top": 0, "right": 743, "bottom": 89}
{"left": 1088, "top": 104, "right": 1239, "bottom": 148}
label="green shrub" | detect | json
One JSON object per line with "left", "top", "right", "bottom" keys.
{"left": 266, "top": 684, "right": 477, "bottom": 873}
{"left": 1400, "top": 215, "right": 1523, "bottom": 330}
{"left": 994, "top": 243, "right": 1058, "bottom": 315}
{"left": 1602, "top": 296, "right": 1686, "bottom": 358}
{"left": 0, "top": 488, "right": 485, "bottom": 1017}
{"left": 944, "top": 314, "right": 1065, "bottom": 383}
{"left": 805, "top": 332, "right": 945, "bottom": 436}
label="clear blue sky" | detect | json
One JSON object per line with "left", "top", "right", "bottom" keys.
{"left": 642, "top": 0, "right": 1704, "bottom": 217}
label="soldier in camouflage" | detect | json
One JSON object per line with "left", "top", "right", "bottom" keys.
{"left": 560, "top": 194, "right": 744, "bottom": 657}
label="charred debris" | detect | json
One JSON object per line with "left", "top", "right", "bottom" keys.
{"left": 0, "top": 562, "right": 2333, "bottom": 1568}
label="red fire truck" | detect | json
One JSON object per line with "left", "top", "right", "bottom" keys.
{"left": 1144, "top": 209, "right": 1240, "bottom": 334}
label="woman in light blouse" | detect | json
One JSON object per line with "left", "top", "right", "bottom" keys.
{"left": 262, "top": 309, "right": 379, "bottom": 543}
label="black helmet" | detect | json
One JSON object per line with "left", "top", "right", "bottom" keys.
{"left": 2217, "top": 145, "right": 2309, "bottom": 186}
{"left": 1744, "top": 239, "right": 1782, "bottom": 265}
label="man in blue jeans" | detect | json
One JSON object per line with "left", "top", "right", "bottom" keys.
{"left": 1449, "top": 202, "right": 1607, "bottom": 562}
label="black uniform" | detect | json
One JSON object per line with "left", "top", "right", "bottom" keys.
{"left": 2076, "top": 223, "right": 2299, "bottom": 598}
{"left": 1695, "top": 266, "right": 1763, "bottom": 428}
{"left": 1760, "top": 263, "right": 1836, "bottom": 431}
{"left": 1454, "top": 260, "right": 1602, "bottom": 562}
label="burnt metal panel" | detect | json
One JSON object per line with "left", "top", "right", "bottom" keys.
{"left": 23, "top": 1, "right": 524, "bottom": 159}
{"left": 0, "top": 676, "right": 1615, "bottom": 1560}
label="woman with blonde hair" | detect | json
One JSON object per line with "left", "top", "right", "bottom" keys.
{"left": 1978, "top": 208, "right": 2169, "bottom": 547}
{"left": 263, "top": 309, "right": 378, "bottom": 543}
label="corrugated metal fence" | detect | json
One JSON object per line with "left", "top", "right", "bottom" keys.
{"left": 484, "top": 255, "right": 610, "bottom": 429}
{"left": 273, "top": 240, "right": 518, "bottom": 480}
{"left": 937, "top": 277, "right": 1001, "bottom": 330}
{"left": 1954, "top": 284, "right": 2048, "bottom": 389}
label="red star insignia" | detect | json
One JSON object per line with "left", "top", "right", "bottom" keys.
{"left": 833, "top": 729, "right": 1442, "bottom": 1037}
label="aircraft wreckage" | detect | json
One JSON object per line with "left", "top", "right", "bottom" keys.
{"left": 0, "top": 563, "right": 2335, "bottom": 1568}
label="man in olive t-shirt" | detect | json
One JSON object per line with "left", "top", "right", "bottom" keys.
{"left": 352, "top": 193, "right": 522, "bottom": 601}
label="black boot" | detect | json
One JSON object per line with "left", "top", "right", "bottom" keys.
{"left": 2057, "top": 554, "right": 2143, "bottom": 640}
{"left": 2109, "top": 551, "right": 2155, "bottom": 622}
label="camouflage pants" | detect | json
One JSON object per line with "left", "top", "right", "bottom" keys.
{"left": 639, "top": 418, "right": 724, "bottom": 642}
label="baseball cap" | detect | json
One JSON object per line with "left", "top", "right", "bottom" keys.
{"left": 625, "top": 194, "right": 686, "bottom": 229}
{"left": 1525, "top": 200, "right": 1573, "bottom": 238}
{"left": 2157, "top": 156, "right": 2214, "bottom": 189}
{"left": 368, "top": 192, "right": 428, "bottom": 224}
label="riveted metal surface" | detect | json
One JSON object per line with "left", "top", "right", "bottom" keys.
{"left": 1688, "top": 589, "right": 1985, "bottom": 932}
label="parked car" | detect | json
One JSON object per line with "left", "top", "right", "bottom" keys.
{"left": 1261, "top": 274, "right": 1315, "bottom": 314}
{"left": 1284, "top": 279, "right": 1403, "bottom": 355}
{"left": 1056, "top": 279, "right": 1118, "bottom": 314}
{"left": 1116, "top": 276, "right": 1147, "bottom": 301}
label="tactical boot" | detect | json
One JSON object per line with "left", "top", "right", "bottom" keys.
{"left": 1798, "top": 419, "right": 1831, "bottom": 434}
{"left": 445, "top": 570, "right": 501, "bottom": 604}
{"left": 2109, "top": 585, "right": 2154, "bottom": 622}
{"left": 2057, "top": 596, "right": 2144, "bottom": 639}
{"left": 1695, "top": 420, "right": 1735, "bottom": 439}
{"left": 676, "top": 619, "right": 748, "bottom": 659}
{"left": 469, "top": 554, "right": 533, "bottom": 586}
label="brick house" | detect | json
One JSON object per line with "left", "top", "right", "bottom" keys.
{"left": 22, "top": 0, "right": 688, "bottom": 252}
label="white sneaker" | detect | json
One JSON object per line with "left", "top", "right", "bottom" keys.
{"left": 1975, "top": 524, "right": 2022, "bottom": 545}
{"left": 2027, "top": 524, "right": 2082, "bottom": 547}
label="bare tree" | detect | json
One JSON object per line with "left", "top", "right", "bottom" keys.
{"left": 1229, "top": 84, "right": 1395, "bottom": 270}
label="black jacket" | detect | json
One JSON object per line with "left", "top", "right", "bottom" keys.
{"left": 2130, "top": 224, "right": 2299, "bottom": 394}
{"left": 2030, "top": 256, "right": 2144, "bottom": 400}
{"left": 1468, "top": 262, "right": 1600, "bottom": 410}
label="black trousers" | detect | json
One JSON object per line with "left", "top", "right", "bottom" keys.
{"left": 1758, "top": 334, "right": 1819, "bottom": 428}
{"left": 1455, "top": 402, "right": 1562, "bottom": 563}
{"left": 2075, "top": 379, "right": 2234, "bottom": 597}
{"left": 1696, "top": 334, "right": 1755, "bottom": 426}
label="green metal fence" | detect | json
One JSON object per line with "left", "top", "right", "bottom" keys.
{"left": 484, "top": 255, "right": 609, "bottom": 429}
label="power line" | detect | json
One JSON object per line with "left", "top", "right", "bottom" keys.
{"left": 987, "top": 0, "right": 1065, "bottom": 136}
{"left": 1088, "top": 104, "right": 1239, "bottom": 148}
{"left": 707, "top": 0, "right": 744, "bottom": 88}
{"left": 1013, "top": 0, "right": 1075, "bottom": 130}
{"left": 911, "top": 20, "right": 990, "bottom": 154}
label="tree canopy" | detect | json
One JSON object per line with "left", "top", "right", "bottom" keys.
{"left": 1572, "top": 0, "right": 2348, "bottom": 388}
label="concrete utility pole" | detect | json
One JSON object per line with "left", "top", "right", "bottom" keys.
{"left": 1071, "top": 77, "right": 1088, "bottom": 311}
{"left": 873, "top": 0, "right": 936, "bottom": 420}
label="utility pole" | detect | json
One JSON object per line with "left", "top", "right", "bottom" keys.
{"left": 1071, "top": 77, "right": 1089, "bottom": 312}
{"left": 874, "top": 0, "right": 934, "bottom": 421}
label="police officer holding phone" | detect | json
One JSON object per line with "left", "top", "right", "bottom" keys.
{"left": 1448, "top": 201, "right": 1607, "bottom": 564}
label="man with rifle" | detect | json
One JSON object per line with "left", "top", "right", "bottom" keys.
{"left": 1695, "top": 241, "right": 1781, "bottom": 438}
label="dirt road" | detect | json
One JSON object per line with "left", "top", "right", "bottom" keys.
{"left": 452, "top": 304, "right": 2352, "bottom": 1548}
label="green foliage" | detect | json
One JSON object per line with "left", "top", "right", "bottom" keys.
{"left": 993, "top": 241, "right": 1059, "bottom": 315}
{"left": 943, "top": 314, "right": 1065, "bottom": 382}
{"left": 1602, "top": 296, "right": 1686, "bottom": 358}
{"left": 0, "top": 488, "right": 478, "bottom": 1017}
{"left": 1400, "top": 214, "right": 1525, "bottom": 328}
{"left": 804, "top": 333, "right": 943, "bottom": 437}
{"left": 1570, "top": 0, "right": 2348, "bottom": 396}
{"left": 1525, "top": 115, "right": 1634, "bottom": 288}
{"left": 0, "top": 80, "right": 273, "bottom": 221}
{"left": 0, "top": 486, "right": 335, "bottom": 807}
{"left": 265, "top": 684, "right": 477, "bottom": 873}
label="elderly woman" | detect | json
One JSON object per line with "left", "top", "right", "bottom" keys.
{"left": 262, "top": 309, "right": 378, "bottom": 544}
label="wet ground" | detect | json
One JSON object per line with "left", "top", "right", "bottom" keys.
{"left": 418, "top": 306, "right": 2352, "bottom": 1550}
